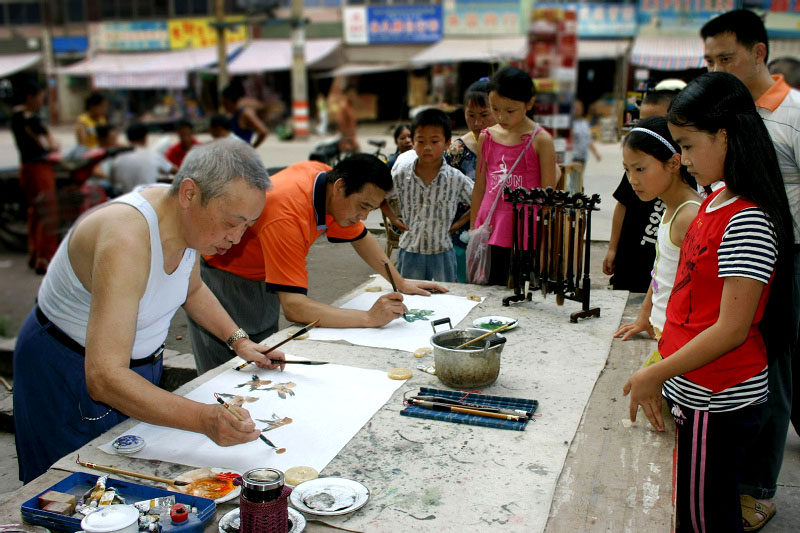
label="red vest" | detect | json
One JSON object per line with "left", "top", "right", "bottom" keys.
{"left": 659, "top": 190, "right": 771, "bottom": 392}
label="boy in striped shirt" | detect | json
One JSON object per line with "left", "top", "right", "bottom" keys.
{"left": 382, "top": 108, "right": 473, "bottom": 281}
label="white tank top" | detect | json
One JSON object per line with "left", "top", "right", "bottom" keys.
{"left": 649, "top": 199, "right": 701, "bottom": 334}
{"left": 38, "top": 186, "right": 196, "bottom": 359}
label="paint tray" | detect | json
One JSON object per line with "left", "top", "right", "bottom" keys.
{"left": 20, "top": 471, "right": 215, "bottom": 532}
{"left": 400, "top": 387, "right": 538, "bottom": 431}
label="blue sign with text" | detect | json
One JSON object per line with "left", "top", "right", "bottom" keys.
{"left": 367, "top": 5, "right": 443, "bottom": 44}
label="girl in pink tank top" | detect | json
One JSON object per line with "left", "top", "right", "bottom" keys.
{"left": 470, "top": 67, "right": 556, "bottom": 285}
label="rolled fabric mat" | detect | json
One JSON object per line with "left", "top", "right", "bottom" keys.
{"left": 400, "top": 387, "right": 537, "bottom": 431}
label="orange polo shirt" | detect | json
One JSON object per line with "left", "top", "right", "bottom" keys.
{"left": 204, "top": 161, "right": 367, "bottom": 294}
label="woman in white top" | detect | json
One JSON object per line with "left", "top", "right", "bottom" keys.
{"left": 13, "top": 138, "right": 285, "bottom": 483}
{"left": 614, "top": 117, "right": 701, "bottom": 344}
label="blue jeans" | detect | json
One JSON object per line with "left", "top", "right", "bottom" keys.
{"left": 13, "top": 308, "right": 163, "bottom": 483}
{"left": 397, "top": 249, "right": 457, "bottom": 282}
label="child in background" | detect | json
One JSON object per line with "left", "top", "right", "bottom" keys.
{"left": 603, "top": 89, "right": 682, "bottom": 292}
{"left": 623, "top": 72, "right": 793, "bottom": 531}
{"left": 446, "top": 78, "right": 495, "bottom": 180}
{"left": 613, "top": 117, "right": 700, "bottom": 347}
{"left": 386, "top": 124, "right": 413, "bottom": 169}
{"left": 571, "top": 99, "right": 601, "bottom": 187}
{"left": 381, "top": 108, "right": 473, "bottom": 281}
{"left": 165, "top": 119, "right": 200, "bottom": 168}
{"left": 470, "top": 66, "right": 556, "bottom": 286}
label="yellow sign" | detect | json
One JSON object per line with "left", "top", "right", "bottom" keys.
{"left": 168, "top": 17, "right": 246, "bottom": 49}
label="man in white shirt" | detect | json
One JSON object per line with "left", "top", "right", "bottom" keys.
{"left": 111, "top": 123, "right": 176, "bottom": 193}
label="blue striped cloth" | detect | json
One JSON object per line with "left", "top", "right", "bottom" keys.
{"left": 399, "top": 387, "right": 538, "bottom": 431}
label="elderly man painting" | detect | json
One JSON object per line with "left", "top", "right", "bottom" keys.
{"left": 12, "top": 138, "right": 285, "bottom": 483}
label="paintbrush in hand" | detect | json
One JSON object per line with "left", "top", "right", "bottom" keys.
{"left": 383, "top": 261, "right": 407, "bottom": 320}
{"left": 214, "top": 393, "right": 279, "bottom": 450}
{"left": 234, "top": 319, "right": 320, "bottom": 371}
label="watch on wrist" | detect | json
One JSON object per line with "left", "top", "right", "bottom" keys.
{"left": 226, "top": 328, "right": 249, "bottom": 351}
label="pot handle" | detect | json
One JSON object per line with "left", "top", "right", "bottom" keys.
{"left": 431, "top": 317, "right": 452, "bottom": 334}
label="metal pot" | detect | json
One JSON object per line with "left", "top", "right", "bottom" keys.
{"left": 429, "top": 318, "right": 506, "bottom": 389}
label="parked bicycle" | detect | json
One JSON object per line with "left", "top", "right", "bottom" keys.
{"left": 308, "top": 136, "right": 390, "bottom": 167}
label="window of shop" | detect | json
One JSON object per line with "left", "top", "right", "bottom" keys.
{"left": 7, "top": 2, "right": 41, "bottom": 25}
{"left": 138, "top": 0, "right": 169, "bottom": 17}
{"left": 225, "top": 0, "right": 247, "bottom": 14}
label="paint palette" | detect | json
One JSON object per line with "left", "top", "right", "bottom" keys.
{"left": 472, "top": 316, "right": 518, "bottom": 331}
{"left": 170, "top": 468, "right": 242, "bottom": 504}
{"left": 111, "top": 435, "right": 145, "bottom": 454}
{"left": 289, "top": 477, "right": 369, "bottom": 516}
{"left": 218, "top": 507, "right": 305, "bottom": 533}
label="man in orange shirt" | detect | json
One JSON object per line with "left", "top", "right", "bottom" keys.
{"left": 187, "top": 154, "right": 446, "bottom": 374}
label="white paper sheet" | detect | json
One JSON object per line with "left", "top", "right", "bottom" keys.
{"left": 308, "top": 292, "right": 482, "bottom": 352}
{"left": 100, "top": 362, "right": 404, "bottom": 474}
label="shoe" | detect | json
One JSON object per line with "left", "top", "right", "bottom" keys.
{"left": 741, "top": 494, "right": 776, "bottom": 532}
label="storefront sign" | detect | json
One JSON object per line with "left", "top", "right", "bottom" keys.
{"left": 345, "top": 5, "right": 442, "bottom": 44}
{"left": 168, "top": 17, "right": 247, "bottom": 50}
{"left": 89, "top": 21, "right": 169, "bottom": 52}
{"left": 444, "top": 0, "right": 522, "bottom": 36}
{"left": 534, "top": 2, "right": 637, "bottom": 38}
{"left": 637, "top": 0, "right": 735, "bottom": 36}
{"left": 343, "top": 7, "right": 369, "bottom": 44}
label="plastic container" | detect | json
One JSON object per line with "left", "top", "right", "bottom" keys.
{"left": 20, "top": 472, "right": 215, "bottom": 533}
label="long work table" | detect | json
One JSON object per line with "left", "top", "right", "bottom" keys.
{"left": 0, "top": 280, "right": 675, "bottom": 532}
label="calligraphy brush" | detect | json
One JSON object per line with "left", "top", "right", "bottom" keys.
{"left": 76, "top": 455, "right": 189, "bottom": 486}
{"left": 409, "top": 399, "right": 523, "bottom": 421}
{"left": 410, "top": 395, "right": 530, "bottom": 418}
{"left": 214, "top": 393, "right": 279, "bottom": 450}
{"left": 383, "top": 261, "right": 407, "bottom": 320}
{"left": 454, "top": 322, "right": 514, "bottom": 349}
{"left": 233, "top": 319, "right": 320, "bottom": 371}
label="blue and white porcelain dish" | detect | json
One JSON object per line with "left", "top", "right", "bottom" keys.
{"left": 111, "top": 434, "right": 145, "bottom": 454}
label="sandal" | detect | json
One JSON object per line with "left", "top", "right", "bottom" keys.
{"left": 741, "top": 494, "right": 776, "bottom": 532}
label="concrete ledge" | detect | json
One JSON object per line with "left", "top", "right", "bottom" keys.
{"left": 0, "top": 337, "right": 14, "bottom": 376}
{"left": 0, "top": 382, "right": 12, "bottom": 433}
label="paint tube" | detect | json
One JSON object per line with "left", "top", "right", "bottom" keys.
{"left": 133, "top": 496, "right": 176, "bottom": 514}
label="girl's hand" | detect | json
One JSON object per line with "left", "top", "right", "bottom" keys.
{"left": 614, "top": 317, "right": 655, "bottom": 341}
{"left": 603, "top": 249, "right": 616, "bottom": 276}
{"left": 622, "top": 366, "right": 666, "bottom": 431}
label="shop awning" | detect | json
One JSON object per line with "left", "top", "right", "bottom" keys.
{"left": 225, "top": 39, "right": 341, "bottom": 75}
{"left": 630, "top": 36, "right": 705, "bottom": 70}
{"left": 315, "top": 62, "right": 409, "bottom": 78}
{"left": 0, "top": 53, "right": 41, "bottom": 78}
{"left": 411, "top": 37, "right": 527, "bottom": 66}
{"left": 578, "top": 39, "right": 630, "bottom": 60}
{"left": 59, "top": 45, "right": 241, "bottom": 89}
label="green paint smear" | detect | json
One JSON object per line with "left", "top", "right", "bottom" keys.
{"left": 403, "top": 309, "right": 435, "bottom": 322}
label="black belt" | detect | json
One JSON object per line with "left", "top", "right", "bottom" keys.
{"left": 35, "top": 305, "right": 164, "bottom": 368}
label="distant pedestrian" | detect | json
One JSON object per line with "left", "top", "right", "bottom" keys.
{"left": 768, "top": 56, "right": 800, "bottom": 89}
{"left": 75, "top": 92, "right": 108, "bottom": 149}
{"left": 381, "top": 108, "right": 472, "bottom": 282}
{"left": 337, "top": 86, "right": 360, "bottom": 154}
{"left": 386, "top": 124, "right": 412, "bottom": 169}
{"left": 111, "top": 123, "right": 175, "bottom": 193}
{"left": 208, "top": 113, "right": 234, "bottom": 140}
{"left": 11, "top": 79, "right": 60, "bottom": 274}
{"left": 316, "top": 93, "right": 328, "bottom": 136}
{"left": 165, "top": 119, "right": 200, "bottom": 168}
{"left": 221, "top": 83, "right": 268, "bottom": 148}
{"left": 470, "top": 66, "right": 556, "bottom": 286}
{"left": 571, "top": 99, "right": 601, "bottom": 188}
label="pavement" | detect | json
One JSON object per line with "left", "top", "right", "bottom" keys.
{"left": 0, "top": 123, "right": 797, "bottom": 531}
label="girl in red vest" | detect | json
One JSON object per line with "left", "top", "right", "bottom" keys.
{"left": 623, "top": 72, "right": 794, "bottom": 531}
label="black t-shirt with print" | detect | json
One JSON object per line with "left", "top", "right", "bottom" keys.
{"left": 612, "top": 174, "right": 665, "bottom": 292}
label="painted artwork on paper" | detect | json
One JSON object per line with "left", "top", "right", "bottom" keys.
{"left": 98, "top": 363, "right": 406, "bottom": 475}
{"left": 235, "top": 375, "right": 273, "bottom": 391}
{"left": 218, "top": 393, "right": 259, "bottom": 408}
{"left": 257, "top": 414, "right": 293, "bottom": 432}
{"left": 308, "top": 292, "right": 483, "bottom": 352}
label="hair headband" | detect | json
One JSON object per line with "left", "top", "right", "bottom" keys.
{"left": 629, "top": 127, "right": 677, "bottom": 154}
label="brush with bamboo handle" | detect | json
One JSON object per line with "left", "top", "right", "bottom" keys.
{"left": 234, "top": 319, "right": 320, "bottom": 371}
{"left": 455, "top": 322, "right": 514, "bottom": 349}
{"left": 76, "top": 455, "right": 189, "bottom": 486}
